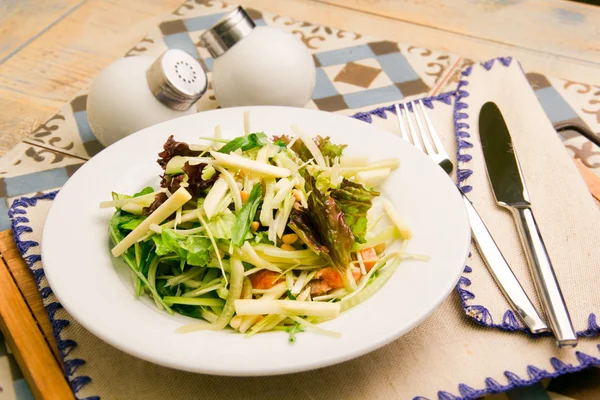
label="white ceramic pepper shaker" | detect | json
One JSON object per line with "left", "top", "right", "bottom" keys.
{"left": 87, "top": 49, "right": 208, "bottom": 147}
{"left": 201, "top": 6, "right": 315, "bottom": 108}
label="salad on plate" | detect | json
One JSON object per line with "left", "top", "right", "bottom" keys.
{"left": 102, "top": 121, "right": 422, "bottom": 340}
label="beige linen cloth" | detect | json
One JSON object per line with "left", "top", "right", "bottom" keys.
{"left": 11, "top": 58, "right": 600, "bottom": 399}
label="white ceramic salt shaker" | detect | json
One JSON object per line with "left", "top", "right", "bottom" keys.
{"left": 87, "top": 49, "right": 208, "bottom": 147}
{"left": 201, "top": 7, "right": 315, "bottom": 108}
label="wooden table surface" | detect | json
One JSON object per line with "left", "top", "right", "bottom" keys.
{"left": 0, "top": 0, "right": 599, "bottom": 398}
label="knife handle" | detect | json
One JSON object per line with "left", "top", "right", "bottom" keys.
{"left": 463, "top": 196, "right": 548, "bottom": 333}
{"left": 511, "top": 207, "right": 578, "bottom": 347}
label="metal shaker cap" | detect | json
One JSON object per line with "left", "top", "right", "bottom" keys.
{"left": 146, "top": 49, "right": 208, "bottom": 111}
{"left": 200, "top": 6, "right": 256, "bottom": 58}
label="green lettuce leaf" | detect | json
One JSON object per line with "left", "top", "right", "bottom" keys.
{"left": 207, "top": 211, "right": 236, "bottom": 240}
{"left": 314, "top": 136, "right": 346, "bottom": 160}
{"left": 331, "top": 179, "right": 379, "bottom": 244}
{"left": 155, "top": 229, "right": 212, "bottom": 267}
{"left": 303, "top": 173, "right": 354, "bottom": 269}
{"left": 289, "top": 135, "right": 347, "bottom": 164}
{"left": 152, "top": 235, "right": 172, "bottom": 256}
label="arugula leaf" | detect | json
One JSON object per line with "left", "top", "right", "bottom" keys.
{"left": 304, "top": 173, "right": 354, "bottom": 269}
{"left": 243, "top": 133, "right": 269, "bottom": 151}
{"left": 172, "top": 304, "right": 203, "bottom": 319}
{"left": 217, "top": 136, "right": 247, "bottom": 154}
{"left": 285, "top": 322, "right": 304, "bottom": 343}
{"left": 110, "top": 211, "right": 145, "bottom": 232}
{"left": 133, "top": 187, "right": 154, "bottom": 197}
{"left": 331, "top": 179, "right": 379, "bottom": 243}
{"left": 273, "top": 139, "right": 288, "bottom": 150}
{"left": 120, "top": 217, "right": 146, "bottom": 231}
{"left": 232, "top": 184, "right": 263, "bottom": 246}
{"left": 156, "top": 279, "right": 177, "bottom": 298}
{"left": 218, "top": 132, "right": 268, "bottom": 154}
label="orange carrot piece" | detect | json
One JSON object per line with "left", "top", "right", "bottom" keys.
{"left": 315, "top": 267, "right": 361, "bottom": 289}
{"left": 249, "top": 270, "right": 281, "bottom": 290}
{"left": 360, "top": 247, "right": 378, "bottom": 272}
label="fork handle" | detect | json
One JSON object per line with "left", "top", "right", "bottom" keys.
{"left": 463, "top": 195, "right": 548, "bottom": 334}
{"left": 510, "top": 206, "right": 577, "bottom": 347}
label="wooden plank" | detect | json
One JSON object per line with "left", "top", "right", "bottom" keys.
{"left": 0, "top": 0, "right": 181, "bottom": 156}
{"left": 236, "top": 0, "right": 600, "bottom": 83}
{"left": 0, "top": 230, "right": 60, "bottom": 362}
{"left": 0, "top": 0, "right": 86, "bottom": 65}
{"left": 0, "top": 87, "right": 61, "bottom": 156}
{"left": 0, "top": 237, "right": 72, "bottom": 399}
{"left": 316, "top": 0, "right": 600, "bottom": 65}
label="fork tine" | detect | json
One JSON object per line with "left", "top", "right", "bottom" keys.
{"left": 412, "top": 101, "right": 436, "bottom": 156}
{"left": 394, "top": 104, "right": 410, "bottom": 142}
{"left": 402, "top": 103, "right": 424, "bottom": 152}
{"left": 416, "top": 100, "right": 450, "bottom": 160}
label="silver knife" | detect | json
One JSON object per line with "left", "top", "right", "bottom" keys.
{"left": 478, "top": 101, "right": 577, "bottom": 347}
{"left": 462, "top": 197, "right": 548, "bottom": 333}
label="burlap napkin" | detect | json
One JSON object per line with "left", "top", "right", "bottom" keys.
{"left": 453, "top": 58, "right": 600, "bottom": 335}
{"left": 9, "top": 61, "right": 600, "bottom": 398}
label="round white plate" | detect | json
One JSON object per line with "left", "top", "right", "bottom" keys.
{"left": 43, "top": 106, "right": 470, "bottom": 376}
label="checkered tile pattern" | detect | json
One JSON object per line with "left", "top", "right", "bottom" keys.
{"left": 311, "top": 41, "right": 429, "bottom": 111}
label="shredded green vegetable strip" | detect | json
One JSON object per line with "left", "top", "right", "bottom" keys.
{"left": 105, "top": 126, "right": 425, "bottom": 342}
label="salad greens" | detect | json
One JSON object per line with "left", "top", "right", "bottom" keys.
{"left": 103, "top": 125, "right": 422, "bottom": 341}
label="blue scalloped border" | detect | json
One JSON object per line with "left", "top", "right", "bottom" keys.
{"left": 8, "top": 192, "right": 99, "bottom": 400}
{"left": 413, "top": 346, "right": 600, "bottom": 400}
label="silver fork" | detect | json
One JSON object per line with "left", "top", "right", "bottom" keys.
{"left": 394, "top": 100, "right": 548, "bottom": 334}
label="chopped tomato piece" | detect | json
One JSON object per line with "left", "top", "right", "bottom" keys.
{"left": 248, "top": 270, "right": 281, "bottom": 289}
{"left": 359, "top": 247, "right": 378, "bottom": 272}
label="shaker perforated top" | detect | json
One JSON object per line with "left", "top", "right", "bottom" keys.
{"left": 147, "top": 49, "right": 208, "bottom": 111}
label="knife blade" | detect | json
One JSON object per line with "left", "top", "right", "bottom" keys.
{"left": 478, "top": 101, "right": 577, "bottom": 347}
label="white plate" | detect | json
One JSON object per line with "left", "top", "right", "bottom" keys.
{"left": 43, "top": 106, "right": 470, "bottom": 376}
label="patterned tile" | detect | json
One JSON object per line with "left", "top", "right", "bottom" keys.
{"left": 333, "top": 61, "right": 381, "bottom": 89}
{"left": 533, "top": 86, "right": 579, "bottom": 124}
{"left": 344, "top": 85, "right": 402, "bottom": 109}
{"left": 323, "top": 59, "right": 392, "bottom": 94}
{"left": 376, "top": 52, "right": 420, "bottom": 83}
{"left": 0, "top": 143, "right": 84, "bottom": 179}
{"left": 549, "top": 77, "right": 600, "bottom": 134}
{"left": 398, "top": 45, "right": 460, "bottom": 90}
